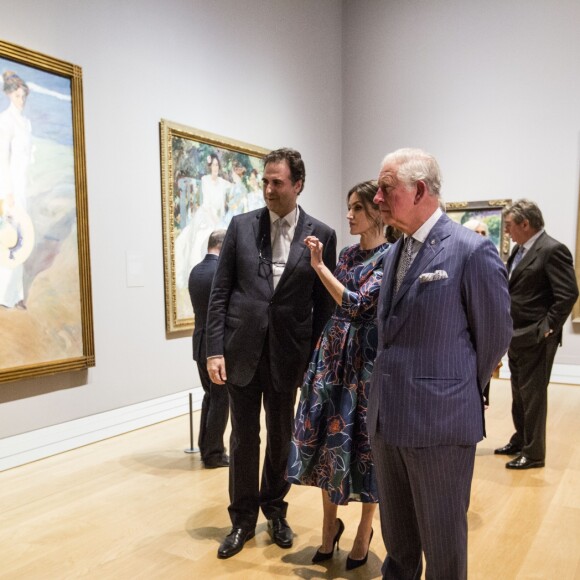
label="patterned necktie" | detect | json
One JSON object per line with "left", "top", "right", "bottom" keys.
{"left": 510, "top": 245, "right": 525, "bottom": 276}
{"left": 394, "top": 236, "right": 415, "bottom": 294}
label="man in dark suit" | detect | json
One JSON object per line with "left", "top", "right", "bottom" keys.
{"left": 495, "top": 199, "right": 578, "bottom": 469}
{"left": 368, "top": 148, "right": 512, "bottom": 579}
{"left": 206, "top": 148, "right": 336, "bottom": 559}
{"left": 188, "top": 229, "right": 229, "bottom": 469}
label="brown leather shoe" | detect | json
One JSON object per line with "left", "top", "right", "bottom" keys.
{"left": 217, "top": 527, "right": 255, "bottom": 559}
{"left": 505, "top": 455, "right": 545, "bottom": 470}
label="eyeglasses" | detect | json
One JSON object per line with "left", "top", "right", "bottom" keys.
{"left": 257, "top": 234, "right": 286, "bottom": 278}
{"left": 258, "top": 248, "right": 286, "bottom": 267}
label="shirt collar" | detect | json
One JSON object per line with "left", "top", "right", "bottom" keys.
{"left": 407, "top": 207, "right": 443, "bottom": 244}
{"left": 521, "top": 228, "right": 544, "bottom": 251}
{"left": 269, "top": 206, "right": 300, "bottom": 227}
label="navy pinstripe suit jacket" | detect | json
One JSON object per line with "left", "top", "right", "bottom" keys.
{"left": 368, "top": 213, "right": 512, "bottom": 446}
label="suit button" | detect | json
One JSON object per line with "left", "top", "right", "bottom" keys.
{"left": 384, "top": 344, "right": 391, "bottom": 349}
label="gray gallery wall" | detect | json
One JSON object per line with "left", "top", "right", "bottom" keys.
{"left": 0, "top": 0, "right": 343, "bottom": 438}
{"left": 1, "top": 0, "right": 579, "bottom": 443}
{"left": 341, "top": 0, "right": 580, "bottom": 365}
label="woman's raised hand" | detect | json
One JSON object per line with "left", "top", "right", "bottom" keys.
{"left": 304, "top": 235, "right": 324, "bottom": 267}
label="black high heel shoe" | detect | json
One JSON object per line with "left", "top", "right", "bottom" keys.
{"left": 345, "top": 528, "right": 373, "bottom": 570}
{"left": 312, "top": 518, "right": 345, "bottom": 563}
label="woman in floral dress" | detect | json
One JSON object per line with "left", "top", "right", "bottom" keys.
{"left": 287, "top": 180, "right": 390, "bottom": 570}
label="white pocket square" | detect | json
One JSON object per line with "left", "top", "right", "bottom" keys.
{"left": 419, "top": 270, "right": 448, "bottom": 283}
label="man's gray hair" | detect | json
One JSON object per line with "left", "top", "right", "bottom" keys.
{"left": 383, "top": 148, "right": 442, "bottom": 197}
{"left": 502, "top": 199, "right": 544, "bottom": 230}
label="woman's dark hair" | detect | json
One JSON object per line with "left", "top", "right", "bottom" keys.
{"left": 207, "top": 153, "right": 221, "bottom": 169}
{"left": 347, "top": 180, "right": 383, "bottom": 233}
{"left": 385, "top": 225, "right": 403, "bottom": 243}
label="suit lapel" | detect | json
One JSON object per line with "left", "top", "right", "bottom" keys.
{"left": 379, "top": 236, "right": 403, "bottom": 315}
{"left": 254, "top": 209, "right": 274, "bottom": 292}
{"left": 509, "top": 232, "right": 545, "bottom": 284}
{"left": 390, "top": 214, "right": 450, "bottom": 308}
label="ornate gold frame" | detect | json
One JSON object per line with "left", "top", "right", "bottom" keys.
{"left": 160, "top": 120, "right": 268, "bottom": 335}
{"left": 0, "top": 40, "right": 94, "bottom": 383}
{"left": 446, "top": 199, "right": 512, "bottom": 262}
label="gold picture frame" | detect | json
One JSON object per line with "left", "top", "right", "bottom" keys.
{"left": 0, "top": 39, "right": 94, "bottom": 383}
{"left": 446, "top": 199, "right": 512, "bottom": 262}
{"left": 160, "top": 120, "right": 268, "bottom": 335}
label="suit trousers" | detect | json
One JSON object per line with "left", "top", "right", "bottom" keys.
{"left": 372, "top": 435, "right": 476, "bottom": 580}
{"left": 196, "top": 360, "right": 229, "bottom": 463}
{"left": 508, "top": 335, "right": 559, "bottom": 461}
{"left": 226, "top": 347, "right": 297, "bottom": 530}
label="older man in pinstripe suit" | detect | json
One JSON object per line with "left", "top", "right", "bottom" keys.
{"left": 368, "top": 148, "right": 512, "bottom": 579}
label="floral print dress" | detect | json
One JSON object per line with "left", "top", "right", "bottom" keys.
{"left": 287, "top": 242, "right": 389, "bottom": 505}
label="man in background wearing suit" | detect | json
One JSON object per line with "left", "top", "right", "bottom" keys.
{"left": 368, "top": 148, "right": 512, "bottom": 579}
{"left": 495, "top": 199, "right": 578, "bottom": 469}
{"left": 206, "top": 148, "right": 336, "bottom": 559}
{"left": 188, "top": 229, "right": 229, "bottom": 469}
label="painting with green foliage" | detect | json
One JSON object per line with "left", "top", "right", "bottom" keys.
{"left": 446, "top": 199, "right": 511, "bottom": 262}
{"left": 160, "top": 120, "right": 269, "bottom": 334}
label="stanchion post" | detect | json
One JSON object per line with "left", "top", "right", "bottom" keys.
{"left": 184, "top": 391, "right": 199, "bottom": 454}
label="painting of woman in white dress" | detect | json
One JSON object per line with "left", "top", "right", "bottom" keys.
{"left": 160, "top": 121, "right": 268, "bottom": 333}
{"left": 0, "top": 70, "right": 34, "bottom": 310}
{"left": 0, "top": 42, "right": 93, "bottom": 383}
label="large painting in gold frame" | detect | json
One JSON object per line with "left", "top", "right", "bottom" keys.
{"left": 160, "top": 120, "right": 268, "bottom": 335}
{"left": 0, "top": 39, "right": 94, "bottom": 383}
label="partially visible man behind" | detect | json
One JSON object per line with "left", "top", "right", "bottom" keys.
{"left": 206, "top": 148, "right": 336, "bottom": 559}
{"left": 368, "top": 148, "right": 512, "bottom": 579}
{"left": 495, "top": 199, "right": 578, "bottom": 469}
{"left": 188, "top": 229, "right": 229, "bottom": 469}
{"left": 463, "top": 217, "right": 493, "bottom": 407}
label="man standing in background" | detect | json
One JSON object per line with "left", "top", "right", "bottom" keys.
{"left": 369, "top": 148, "right": 512, "bottom": 579}
{"left": 495, "top": 199, "right": 578, "bottom": 469}
{"left": 206, "top": 148, "right": 336, "bottom": 559}
{"left": 188, "top": 229, "right": 229, "bottom": 469}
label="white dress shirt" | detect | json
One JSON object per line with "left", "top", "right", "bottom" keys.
{"left": 269, "top": 206, "right": 299, "bottom": 288}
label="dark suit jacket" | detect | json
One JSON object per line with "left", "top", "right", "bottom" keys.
{"left": 368, "top": 214, "right": 512, "bottom": 446}
{"left": 206, "top": 206, "right": 336, "bottom": 391}
{"left": 508, "top": 231, "right": 578, "bottom": 347}
{"left": 188, "top": 253, "right": 219, "bottom": 362}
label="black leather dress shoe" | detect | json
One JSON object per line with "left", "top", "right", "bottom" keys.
{"left": 505, "top": 455, "right": 545, "bottom": 470}
{"left": 217, "top": 527, "right": 255, "bottom": 559}
{"left": 494, "top": 442, "right": 522, "bottom": 456}
{"left": 267, "top": 517, "right": 293, "bottom": 548}
{"left": 204, "top": 455, "right": 230, "bottom": 469}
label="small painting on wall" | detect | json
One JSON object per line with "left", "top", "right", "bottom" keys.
{"left": 446, "top": 199, "right": 511, "bottom": 262}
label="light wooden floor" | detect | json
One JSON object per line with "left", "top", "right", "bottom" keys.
{"left": 1, "top": 379, "right": 579, "bottom": 579}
